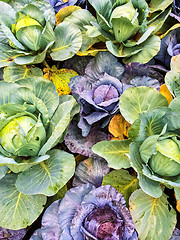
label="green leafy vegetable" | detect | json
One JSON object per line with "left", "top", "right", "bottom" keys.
{"left": 0, "top": 77, "right": 79, "bottom": 229}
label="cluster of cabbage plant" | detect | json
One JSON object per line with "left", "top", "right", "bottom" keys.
{"left": 69, "top": 51, "right": 162, "bottom": 137}
{"left": 93, "top": 85, "right": 180, "bottom": 235}
{"left": 0, "top": 77, "right": 80, "bottom": 230}
{"left": 0, "top": 0, "right": 82, "bottom": 66}
{"left": 63, "top": 0, "right": 173, "bottom": 63}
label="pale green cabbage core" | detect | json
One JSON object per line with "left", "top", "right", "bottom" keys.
{"left": 0, "top": 116, "right": 46, "bottom": 157}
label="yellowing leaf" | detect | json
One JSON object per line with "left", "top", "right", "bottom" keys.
{"left": 177, "top": 199, "right": 180, "bottom": 212}
{"left": 56, "top": 6, "right": 81, "bottom": 25}
{"left": 171, "top": 54, "right": 180, "bottom": 72}
{"left": 43, "top": 65, "right": 78, "bottom": 96}
{"left": 102, "top": 169, "right": 139, "bottom": 206}
{"left": 175, "top": 194, "right": 180, "bottom": 212}
{"left": 160, "top": 23, "right": 180, "bottom": 39}
{"left": 108, "top": 114, "right": 131, "bottom": 140}
{"left": 160, "top": 84, "right": 173, "bottom": 105}
{"left": 77, "top": 47, "right": 107, "bottom": 57}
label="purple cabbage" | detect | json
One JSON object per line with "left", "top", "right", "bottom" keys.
{"left": 171, "top": 0, "right": 180, "bottom": 21}
{"left": 46, "top": 0, "right": 77, "bottom": 12}
{"left": 69, "top": 52, "right": 126, "bottom": 137}
{"left": 46, "top": 0, "right": 86, "bottom": 12}
{"left": 30, "top": 184, "right": 138, "bottom": 240}
{"left": 0, "top": 227, "right": 26, "bottom": 240}
{"left": 155, "top": 28, "right": 180, "bottom": 68}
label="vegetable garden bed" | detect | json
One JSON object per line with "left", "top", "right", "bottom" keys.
{"left": 0, "top": 0, "right": 180, "bottom": 239}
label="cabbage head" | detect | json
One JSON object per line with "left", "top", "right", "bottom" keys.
{"left": 66, "top": 0, "right": 172, "bottom": 63}
{"left": 0, "top": 77, "right": 80, "bottom": 230}
{"left": 129, "top": 107, "right": 180, "bottom": 199}
{"left": 30, "top": 184, "right": 138, "bottom": 240}
{"left": 0, "top": 0, "right": 82, "bottom": 66}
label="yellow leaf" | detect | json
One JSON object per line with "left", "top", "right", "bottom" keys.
{"left": 160, "top": 23, "right": 180, "bottom": 39}
{"left": 108, "top": 114, "right": 131, "bottom": 140}
{"left": 177, "top": 200, "right": 180, "bottom": 212}
{"left": 56, "top": 6, "right": 81, "bottom": 25}
{"left": 159, "top": 84, "right": 173, "bottom": 105}
{"left": 43, "top": 65, "right": 78, "bottom": 96}
{"left": 171, "top": 54, "right": 180, "bottom": 72}
{"left": 76, "top": 47, "right": 108, "bottom": 57}
{"left": 175, "top": 194, "right": 180, "bottom": 212}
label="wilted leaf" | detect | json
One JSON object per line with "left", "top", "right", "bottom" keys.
{"left": 108, "top": 114, "right": 131, "bottom": 140}
{"left": 43, "top": 65, "right": 78, "bottom": 96}
{"left": 65, "top": 122, "right": 108, "bottom": 157}
{"left": 73, "top": 156, "right": 110, "bottom": 187}
{"left": 129, "top": 189, "right": 177, "bottom": 240}
{"left": 159, "top": 84, "right": 173, "bottom": 105}
{"left": 56, "top": 6, "right": 81, "bottom": 25}
{"left": 160, "top": 23, "right": 180, "bottom": 39}
{"left": 102, "top": 169, "right": 139, "bottom": 206}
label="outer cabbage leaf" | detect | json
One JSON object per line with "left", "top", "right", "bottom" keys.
{"left": 0, "top": 166, "right": 9, "bottom": 180}
{"left": 43, "top": 65, "right": 78, "bottom": 96}
{"left": 14, "top": 41, "right": 54, "bottom": 65}
{"left": 3, "top": 65, "right": 43, "bottom": 82}
{"left": 63, "top": 9, "right": 101, "bottom": 52}
{"left": 0, "top": 43, "right": 26, "bottom": 68}
{"left": 107, "top": 35, "right": 161, "bottom": 64}
{"left": 0, "top": 174, "right": 47, "bottom": 230}
{"left": 148, "top": 0, "right": 173, "bottom": 12}
{"left": 119, "top": 86, "right": 168, "bottom": 124}
{"left": 15, "top": 149, "right": 75, "bottom": 196}
{"left": 129, "top": 189, "right": 176, "bottom": 240}
{"left": 102, "top": 169, "right": 139, "bottom": 206}
{"left": 50, "top": 22, "right": 82, "bottom": 61}
{"left": 92, "top": 139, "right": 131, "bottom": 169}
{"left": 165, "top": 70, "right": 180, "bottom": 97}
{"left": 39, "top": 95, "right": 80, "bottom": 155}
{"left": 0, "top": 155, "right": 50, "bottom": 173}
{"left": 84, "top": 51, "right": 125, "bottom": 81}
{"left": 88, "top": 0, "right": 112, "bottom": 31}
{"left": 56, "top": 6, "right": 81, "bottom": 24}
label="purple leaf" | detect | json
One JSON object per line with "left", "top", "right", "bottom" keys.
{"left": 65, "top": 122, "right": 108, "bottom": 157}
{"left": 0, "top": 227, "right": 26, "bottom": 240}
{"left": 73, "top": 155, "right": 110, "bottom": 187}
